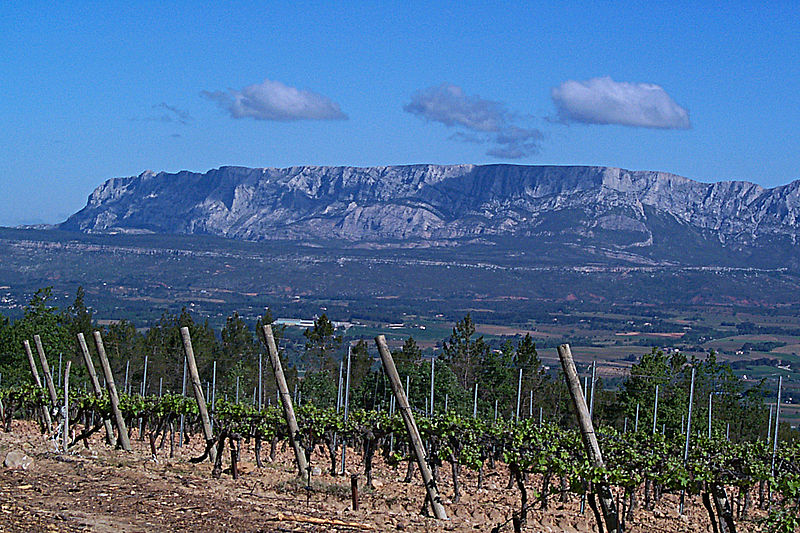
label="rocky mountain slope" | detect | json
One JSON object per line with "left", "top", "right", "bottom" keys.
{"left": 60, "top": 165, "right": 800, "bottom": 252}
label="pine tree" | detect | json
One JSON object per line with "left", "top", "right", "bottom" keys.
{"left": 302, "top": 314, "right": 342, "bottom": 374}
{"left": 393, "top": 336, "right": 422, "bottom": 371}
{"left": 349, "top": 339, "right": 373, "bottom": 392}
{"left": 441, "top": 313, "right": 488, "bottom": 390}
{"left": 64, "top": 286, "right": 94, "bottom": 339}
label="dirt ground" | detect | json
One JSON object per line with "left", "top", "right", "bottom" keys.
{"left": 0, "top": 420, "right": 770, "bottom": 532}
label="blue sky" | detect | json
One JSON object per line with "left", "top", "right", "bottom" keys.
{"left": 1, "top": 1, "right": 799, "bottom": 225}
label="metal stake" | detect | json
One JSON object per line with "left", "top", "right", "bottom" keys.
{"left": 472, "top": 382, "right": 478, "bottom": 418}
{"left": 529, "top": 389, "right": 533, "bottom": 418}
{"left": 258, "top": 351, "right": 263, "bottom": 409}
{"left": 589, "top": 361, "right": 596, "bottom": 419}
{"left": 179, "top": 357, "right": 187, "bottom": 447}
{"left": 142, "top": 355, "right": 148, "bottom": 396}
{"left": 680, "top": 367, "right": 696, "bottom": 516}
{"left": 515, "top": 368, "right": 522, "bottom": 421}
{"left": 652, "top": 384, "right": 659, "bottom": 434}
{"left": 340, "top": 346, "right": 351, "bottom": 475}
{"left": 708, "top": 392, "right": 714, "bottom": 438}
{"left": 767, "top": 404, "right": 773, "bottom": 441}
{"left": 430, "top": 357, "right": 435, "bottom": 415}
{"left": 211, "top": 361, "right": 217, "bottom": 431}
{"left": 337, "top": 361, "right": 344, "bottom": 412}
{"left": 771, "top": 376, "right": 782, "bottom": 475}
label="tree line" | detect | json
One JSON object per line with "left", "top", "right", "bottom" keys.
{"left": 0, "top": 286, "right": 793, "bottom": 445}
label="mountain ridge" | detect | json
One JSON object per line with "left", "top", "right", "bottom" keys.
{"left": 60, "top": 164, "right": 800, "bottom": 255}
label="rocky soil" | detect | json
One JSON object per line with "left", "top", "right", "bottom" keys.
{"left": 0, "top": 420, "right": 770, "bottom": 532}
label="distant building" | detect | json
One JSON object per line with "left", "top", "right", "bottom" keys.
{"left": 274, "top": 318, "right": 316, "bottom": 328}
{"left": 274, "top": 318, "right": 354, "bottom": 330}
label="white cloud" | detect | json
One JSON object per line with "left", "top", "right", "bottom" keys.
{"left": 404, "top": 84, "right": 508, "bottom": 132}
{"left": 405, "top": 83, "right": 543, "bottom": 158}
{"left": 203, "top": 79, "right": 347, "bottom": 121}
{"left": 551, "top": 77, "right": 690, "bottom": 129}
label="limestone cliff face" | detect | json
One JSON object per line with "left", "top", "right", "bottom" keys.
{"left": 60, "top": 164, "right": 800, "bottom": 247}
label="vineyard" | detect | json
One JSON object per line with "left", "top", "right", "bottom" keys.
{"left": 0, "top": 325, "right": 798, "bottom": 532}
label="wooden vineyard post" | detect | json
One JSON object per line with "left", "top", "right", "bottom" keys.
{"left": 351, "top": 474, "right": 360, "bottom": 511}
{"left": 261, "top": 324, "right": 308, "bottom": 478}
{"left": 179, "top": 327, "right": 216, "bottom": 463}
{"left": 557, "top": 344, "right": 619, "bottom": 533}
{"left": 77, "top": 333, "right": 116, "bottom": 446}
{"left": 340, "top": 346, "right": 351, "bottom": 475}
{"left": 33, "top": 335, "right": 59, "bottom": 409}
{"left": 263, "top": 324, "right": 308, "bottom": 478}
{"left": 23, "top": 340, "right": 52, "bottom": 431}
{"left": 375, "top": 335, "right": 448, "bottom": 520}
{"left": 93, "top": 331, "right": 132, "bottom": 451}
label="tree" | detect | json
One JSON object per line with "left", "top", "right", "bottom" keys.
{"left": 684, "top": 351, "right": 763, "bottom": 441}
{"left": 221, "top": 312, "right": 257, "bottom": 360}
{"left": 5, "top": 288, "right": 72, "bottom": 385}
{"left": 349, "top": 339, "right": 373, "bottom": 392}
{"left": 515, "top": 335, "right": 544, "bottom": 383}
{"left": 103, "top": 319, "right": 144, "bottom": 392}
{"left": 218, "top": 311, "right": 260, "bottom": 400}
{"left": 513, "top": 334, "right": 548, "bottom": 416}
{"left": 64, "top": 286, "right": 94, "bottom": 339}
{"left": 348, "top": 339, "right": 383, "bottom": 410}
{"left": 618, "top": 348, "right": 683, "bottom": 433}
{"left": 441, "top": 314, "right": 489, "bottom": 390}
{"left": 393, "top": 336, "right": 422, "bottom": 371}
{"left": 0, "top": 312, "right": 24, "bottom": 385}
{"left": 302, "top": 314, "right": 342, "bottom": 374}
{"left": 615, "top": 348, "right": 764, "bottom": 438}
{"left": 300, "top": 370, "right": 337, "bottom": 407}
{"left": 255, "top": 307, "right": 286, "bottom": 349}
{"left": 141, "top": 308, "right": 220, "bottom": 395}
{"left": 476, "top": 341, "right": 516, "bottom": 416}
